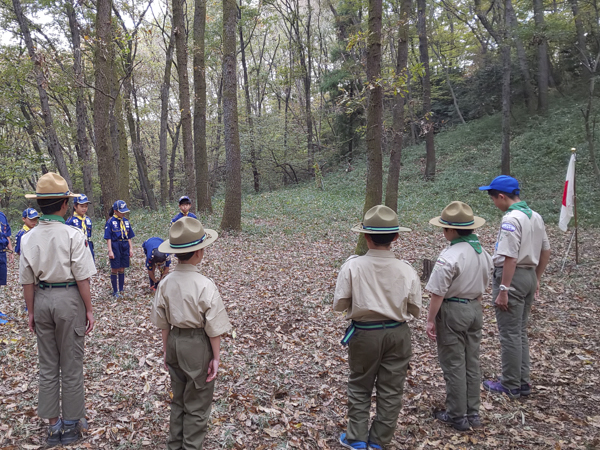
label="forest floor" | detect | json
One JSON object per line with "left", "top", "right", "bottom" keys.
{"left": 0, "top": 217, "right": 599, "bottom": 449}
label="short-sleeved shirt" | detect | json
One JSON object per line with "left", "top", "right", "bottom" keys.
{"left": 426, "top": 241, "right": 493, "bottom": 300}
{"left": 142, "top": 237, "right": 171, "bottom": 270}
{"left": 0, "top": 212, "right": 11, "bottom": 250}
{"left": 104, "top": 216, "right": 135, "bottom": 241}
{"left": 493, "top": 209, "right": 550, "bottom": 268}
{"left": 171, "top": 212, "right": 198, "bottom": 224}
{"left": 15, "top": 226, "right": 31, "bottom": 255}
{"left": 333, "top": 249, "right": 422, "bottom": 323}
{"left": 66, "top": 214, "right": 93, "bottom": 241}
{"left": 150, "top": 264, "right": 232, "bottom": 337}
{"left": 19, "top": 219, "right": 97, "bottom": 285}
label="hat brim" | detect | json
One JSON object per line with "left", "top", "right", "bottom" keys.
{"left": 478, "top": 185, "right": 492, "bottom": 191}
{"left": 25, "top": 193, "right": 79, "bottom": 199}
{"left": 350, "top": 223, "right": 411, "bottom": 234}
{"left": 429, "top": 216, "right": 486, "bottom": 229}
{"left": 117, "top": 208, "right": 130, "bottom": 213}
{"left": 158, "top": 228, "right": 218, "bottom": 254}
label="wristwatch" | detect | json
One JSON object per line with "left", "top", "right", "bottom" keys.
{"left": 499, "top": 284, "right": 510, "bottom": 291}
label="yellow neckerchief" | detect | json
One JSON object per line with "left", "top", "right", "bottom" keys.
{"left": 22, "top": 225, "right": 31, "bottom": 233}
{"left": 182, "top": 211, "right": 188, "bottom": 216}
{"left": 116, "top": 216, "right": 127, "bottom": 239}
{"left": 74, "top": 213, "right": 87, "bottom": 236}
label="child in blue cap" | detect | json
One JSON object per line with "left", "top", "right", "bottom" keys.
{"left": 142, "top": 237, "right": 171, "bottom": 291}
{"left": 104, "top": 201, "right": 135, "bottom": 298}
{"left": 0, "top": 209, "right": 14, "bottom": 287}
{"left": 66, "top": 195, "right": 94, "bottom": 260}
{"left": 171, "top": 196, "right": 197, "bottom": 224}
{"left": 15, "top": 208, "right": 39, "bottom": 255}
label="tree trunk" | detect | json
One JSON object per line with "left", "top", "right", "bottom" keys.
{"left": 114, "top": 92, "right": 130, "bottom": 203}
{"left": 501, "top": 0, "right": 512, "bottom": 175}
{"left": 221, "top": 0, "right": 242, "bottom": 231}
{"left": 12, "top": 0, "right": 72, "bottom": 188}
{"left": 583, "top": 76, "right": 600, "bottom": 185}
{"left": 159, "top": 25, "right": 176, "bottom": 206}
{"left": 356, "top": 0, "right": 383, "bottom": 255}
{"left": 173, "top": 0, "right": 197, "bottom": 211}
{"left": 168, "top": 122, "right": 182, "bottom": 202}
{"left": 533, "top": 0, "right": 549, "bottom": 113}
{"left": 385, "top": 0, "right": 411, "bottom": 212}
{"left": 570, "top": 0, "right": 591, "bottom": 83}
{"left": 417, "top": 0, "right": 435, "bottom": 181}
{"left": 93, "top": 0, "right": 119, "bottom": 207}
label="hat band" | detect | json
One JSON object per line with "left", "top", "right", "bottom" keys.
{"left": 439, "top": 218, "right": 475, "bottom": 227}
{"left": 36, "top": 191, "right": 71, "bottom": 197}
{"left": 170, "top": 234, "right": 207, "bottom": 248}
{"left": 362, "top": 224, "right": 400, "bottom": 232}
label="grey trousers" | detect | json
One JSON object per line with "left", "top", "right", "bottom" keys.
{"left": 493, "top": 267, "right": 537, "bottom": 390}
{"left": 166, "top": 327, "right": 215, "bottom": 450}
{"left": 436, "top": 300, "right": 482, "bottom": 419}
{"left": 34, "top": 286, "right": 86, "bottom": 420}
{"left": 346, "top": 324, "right": 411, "bottom": 445}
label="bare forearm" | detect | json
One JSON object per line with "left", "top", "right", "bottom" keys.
{"left": 501, "top": 256, "right": 518, "bottom": 286}
{"left": 536, "top": 249, "right": 551, "bottom": 281}
{"left": 161, "top": 328, "right": 169, "bottom": 354}
{"left": 427, "top": 294, "right": 444, "bottom": 324}
{"left": 209, "top": 335, "right": 221, "bottom": 361}
{"left": 76, "top": 279, "right": 93, "bottom": 312}
{"left": 107, "top": 239, "right": 112, "bottom": 251}
{"left": 148, "top": 269, "right": 157, "bottom": 284}
{"left": 23, "top": 284, "right": 34, "bottom": 312}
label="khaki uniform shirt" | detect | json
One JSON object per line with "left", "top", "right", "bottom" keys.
{"left": 333, "top": 249, "right": 422, "bottom": 322}
{"left": 19, "top": 221, "right": 96, "bottom": 285}
{"left": 493, "top": 210, "right": 550, "bottom": 268}
{"left": 426, "top": 241, "right": 493, "bottom": 299}
{"left": 151, "top": 264, "right": 232, "bottom": 337}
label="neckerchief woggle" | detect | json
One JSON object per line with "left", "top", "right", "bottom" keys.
{"left": 116, "top": 217, "right": 127, "bottom": 239}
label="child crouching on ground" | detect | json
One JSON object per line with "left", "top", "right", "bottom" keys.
{"left": 151, "top": 217, "right": 231, "bottom": 449}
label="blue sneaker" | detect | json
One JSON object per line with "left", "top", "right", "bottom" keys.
{"left": 339, "top": 433, "right": 367, "bottom": 449}
{"left": 368, "top": 441, "right": 383, "bottom": 449}
{"left": 483, "top": 380, "right": 520, "bottom": 399}
{"left": 112, "top": 292, "right": 120, "bottom": 299}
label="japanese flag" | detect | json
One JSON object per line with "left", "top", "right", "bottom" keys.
{"left": 559, "top": 153, "right": 576, "bottom": 232}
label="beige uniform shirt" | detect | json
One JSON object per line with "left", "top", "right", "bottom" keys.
{"left": 151, "top": 264, "right": 232, "bottom": 337}
{"left": 19, "top": 220, "right": 96, "bottom": 285}
{"left": 426, "top": 241, "right": 493, "bottom": 299}
{"left": 333, "top": 249, "right": 422, "bottom": 322}
{"left": 493, "top": 210, "right": 550, "bottom": 268}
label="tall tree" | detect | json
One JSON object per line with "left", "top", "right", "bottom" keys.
{"left": 159, "top": 20, "right": 176, "bottom": 206}
{"left": 533, "top": 0, "right": 549, "bottom": 113}
{"left": 221, "top": 0, "right": 242, "bottom": 230}
{"left": 417, "top": 0, "right": 435, "bottom": 180}
{"left": 501, "top": 0, "right": 512, "bottom": 175}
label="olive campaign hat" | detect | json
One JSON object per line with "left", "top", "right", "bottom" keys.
{"left": 25, "top": 172, "right": 78, "bottom": 199}
{"left": 429, "top": 201, "right": 486, "bottom": 230}
{"left": 351, "top": 205, "right": 411, "bottom": 234}
{"left": 158, "top": 216, "right": 218, "bottom": 254}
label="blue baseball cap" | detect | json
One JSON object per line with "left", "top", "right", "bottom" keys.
{"left": 479, "top": 175, "right": 520, "bottom": 195}
{"left": 23, "top": 208, "right": 39, "bottom": 219}
{"left": 178, "top": 196, "right": 191, "bottom": 204}
{"left": 74, "top": 194, "right": 90, "bottom": 205}
{"left": 112, "top": 200, "right": 130, "bottom": 213}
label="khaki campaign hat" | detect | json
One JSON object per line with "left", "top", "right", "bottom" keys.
{"left": 25, "top": 172, "right": 78, "bottom": 199}
{"left": 429, "top": 201, "right": 486, "bottom": 230}
{"left": 351, "top": 205, "right": 411, "bottom": 234}
{"left": 158, "top": 216, "right": 218, "bottom": 254}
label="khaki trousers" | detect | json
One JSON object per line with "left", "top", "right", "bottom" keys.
{"left": 34, "top": 286, "right": 86, "bottom": 420}
{"left": 166, "top": 327, "right": 214, "bottom": 450}
{"left": 346, "top": 324, "right": 411, "bottom": 445}
{"left": 493, "top": 267, "right": 537, "bottom": 390}
{"left": 436, "top": 300, "right": 482, "bottom": 419}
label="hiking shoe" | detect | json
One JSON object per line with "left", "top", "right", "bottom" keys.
{"left": 467, "top": 414, "right": 483, "bottom": 428}
{"left": 434, "top": 410, "right": 470, "bottom": 431}
{"left": 483, "top": 380, "right": 520, "bottom": 399}
{"left": 61, "top": 419, "right": 87, "bottom": 445}
{"left": 339, "top": 433, "right": 367, "bottom": 449}
{"left": 46, "top": 420, "right": 62, "bottom": 447}
{"left": 498, "top": 375, "right": 532, "bottom": 396}
{"left": 367, "top": 441, "right": 383, "bottom": 449}
{"left": 112, "top": 292, "right": 120, "bottom": 299}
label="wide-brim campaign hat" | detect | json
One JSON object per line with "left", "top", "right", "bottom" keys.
{"left": 158, "top": 216, "right": 218, "bottom": 254}
{"left": 25, "top": 172, "right": 78, "bottom": 199}
{"left": 351, "top": 205, "right": 411, "bottom": 234}
{"left": 429, "top": 201, "right": 486, "bottom": 230}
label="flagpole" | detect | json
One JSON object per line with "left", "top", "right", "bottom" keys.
{"left": 571, "top": 148, "right": 579, "bottom": 264}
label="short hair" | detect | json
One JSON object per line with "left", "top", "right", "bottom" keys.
{"left": 179, "top": 199, "right": 192, "bottom": 205}
{"left": 176, "top": 251, "right": 196, "bottom": 261}
{"left": 369, "top": 233, "right": 398, "bottom": 245}
{"left": 488, "top": 189, "right": 519, "bottom": 200}
{"left": 37, "top": 198, "right": 68, "bottom": 215}
{"left": 456, "top": 228, "right": 474, "bottom": 236}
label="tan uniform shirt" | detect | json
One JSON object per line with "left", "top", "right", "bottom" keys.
{"left": 426, "top": 241, "right": 493, "bottom": 299}
{"left": 151, "top": 264, "right": 232, "bottom": 337}
{"left": 19, "top": 221, "right": 96, "bottom": 285}
{"left": 493, "top": 210, "right": 550, "bottom": 268}
{"left": 333, "top": 249, "right": 422, "bottom": 322}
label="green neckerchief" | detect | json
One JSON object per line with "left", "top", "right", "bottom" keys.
{"left": 40, "top": 214, "right": 65, "bottom": 224}
{"left": 451, "top": 234, "right": 482, "bottom": 254}
{"left": 507, "top": 201, "right": 532, "bottom": 219}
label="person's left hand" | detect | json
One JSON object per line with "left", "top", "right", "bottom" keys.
{"left": 206, "top": 358, "right": 220, "bottom": 382}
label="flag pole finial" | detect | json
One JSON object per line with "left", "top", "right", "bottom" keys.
{"left": 571, "top": 147, "right": 577, "bottom": 153}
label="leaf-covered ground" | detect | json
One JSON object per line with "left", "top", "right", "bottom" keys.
{"left": 1, "top": 222, "right": 599, "bottom": 449}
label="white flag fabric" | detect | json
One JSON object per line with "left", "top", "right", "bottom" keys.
{"left": 559, "top": 153, "right": 576, "bottom": 232}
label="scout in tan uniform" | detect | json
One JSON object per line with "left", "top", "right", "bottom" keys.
{"left": 334, "top": 205, "right": 422, "bottom": 450}
{"left": 425, "top": 202, "right": 493, "bottom": 431}
{"left": 19, "top": 173, "right": 96, "bottom": 447}
{"left": 151, "top": 217, "right": 231, "bottom": 449}
{"left": 479, "top": 176, "right": 551, "bottom": 398}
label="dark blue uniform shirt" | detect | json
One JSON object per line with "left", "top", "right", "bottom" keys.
{"left": 103, "top": 216, "right": 135, "bottom": 241}
{"left": 0, "top": 212, "right": 11, "bottom": 251}
{"left": 142, "top": 237, "right": 171, "bottom": 270}
{"left": 171, "top": 212, "right": 197, "bottom": 224}
{"left": 66, "top": 214, "right": 93, "bottom": 241}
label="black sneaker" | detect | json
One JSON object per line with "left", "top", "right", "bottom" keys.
{"left": 467, "top": 414, "right": 483, "bottom": 428}
{"left": 61, "top": 418, "right": 88, "bottom": 445}
{"left": 434, "top": 410, "right": 470, "bottom": 431}
{"left": 498, "top": 375, "right": 532, "bottom": 396}
{"left": 46, "top": 421, "right": 62, "bottom": 447}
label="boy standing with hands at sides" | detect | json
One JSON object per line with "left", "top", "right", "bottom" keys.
{"left": 151, "top": 217, "right": 231, "bottom": 450}
{"left": 425, "top": 201, "right": 493, "bottom": 431}
{"left": 15, "top": 208, "right": 39, "bottom": 255}
{"left": 479, "top": 176, "right": 551, "bottom": 399}
{"left": 104, "top": 200, "right": 135, "bottom": 298}
{"left": 171, "top": 195, "right": 197, "bottom": 224}
{"left": 334, "top": 205, "right": 422, "bottom": 450}
{"left": 66, "top": 195, "right": 95, "bottom": 260}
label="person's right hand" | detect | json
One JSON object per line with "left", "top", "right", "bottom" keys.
{"left": 426, "top": 321, "right": 436, "bottom": 341}
{"left": 206, "top": 358, "right": 220, "bottom": 382}
{"left": 28, "top": 313, "right": 35, "bottom": 334}
{"left": 85, "top": 311, "right": 95, "bottom": 334}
